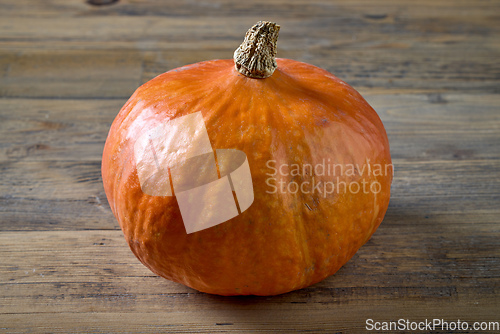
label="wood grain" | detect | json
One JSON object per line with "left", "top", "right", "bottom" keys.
{"left": 1, "top": 230, "right": 498, "bottom": 332}
{"left": 1, "top": 0, "right": 499, "bottom": 332}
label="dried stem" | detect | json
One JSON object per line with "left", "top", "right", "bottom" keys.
{"left": 234, "top": 21, "right": 280, "bottom": 79}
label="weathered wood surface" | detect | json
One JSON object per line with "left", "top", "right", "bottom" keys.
{"left": 1, "top": 0, "right": 499, "bottom": 333}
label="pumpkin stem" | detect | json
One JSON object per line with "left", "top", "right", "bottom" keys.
{"left": 234, "top": 21, "right": 280, "bottom": 79}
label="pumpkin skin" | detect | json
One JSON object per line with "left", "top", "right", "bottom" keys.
{"left": 102, "top": 57, "right": 393, "bottom": 296}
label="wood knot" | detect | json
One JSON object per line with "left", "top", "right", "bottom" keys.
{"left": 86, "top": 0, "right": 119, "bottom": 6}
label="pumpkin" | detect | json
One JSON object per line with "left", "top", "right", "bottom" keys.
{"left": 102, "top": 21, "right": 393, "bottom": 296}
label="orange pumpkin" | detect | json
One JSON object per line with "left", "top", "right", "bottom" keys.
{"left": 102, "top": 21, "right": 392, "bottom": 296}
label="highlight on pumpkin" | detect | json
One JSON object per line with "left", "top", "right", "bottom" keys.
{"left": 133, "top": 111, "right": 254, "bottom": 234}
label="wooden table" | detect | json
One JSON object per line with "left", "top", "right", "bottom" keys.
{"left": 1, "top": 1, "right": 499, "bottom": 332}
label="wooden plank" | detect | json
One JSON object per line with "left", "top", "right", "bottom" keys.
{"left": 141, "top": 47, "right": 500, "bottom": 94}
{"left": 0, "top": 94, "right": 499, "bottom": 162}
{"left": 2, "top": 0, "right": 499, "bottom": 19}
{"left": 1, "top": 42, "right": 498, "bottom": 97}
{"left": 366, "top": 93, "right": 500, "bottom": 133}
{"left": 0, "top": 94, "right": 498, "bottom": 231}
{"left": 1, "top": 0, "right": 499, "bottom": 38}
{"left": 0, "top": 1, "right": 498, "bottom": 96}
{"left": 2, "top": 307, "right": 497, "bottom": 334}
{"left": 0, "top": 98, "right": 122, "bottom": 162}
{"left": 4, "top": 12, "right": 496, "bottom": 51}
{"left": 2, "top": 120, "right": 497, "bottom": 162}
{"left": 1, "top": 230, "right": 498, "bottom": 305}
{"left": 1, "top": 308, "right": 499, "bottom": 333}
{"left": 0, "top": 230, "right": 498, "bottom": 332}
{"left": 1, "top": 159, "right": 499, "bottom": 231}
{"left": 0, "top": 50, "right": 142, "bottom": 99}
